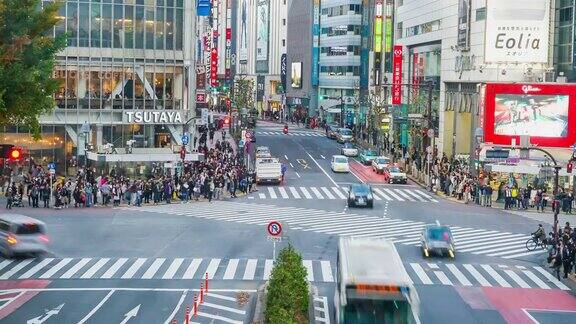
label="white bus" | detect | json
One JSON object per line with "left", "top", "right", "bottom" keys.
{"left": 335, "top": 237, "right": 420, "bottom": 324}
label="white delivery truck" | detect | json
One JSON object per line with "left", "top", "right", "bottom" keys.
{"left": 255, "top": 157, "right": 283, "bottom": 184}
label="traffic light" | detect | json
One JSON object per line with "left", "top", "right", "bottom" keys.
{"left": 0, "top": 144, "right": 22, "bottom": 161}
{"left": 568, "top": 162, "right": 573, "bottom": 174}
{"left": 180, "top": 146, "right": 186, "bottom": 160}
{"left": 223, "top": 116, "right": 231, "bottom": 126}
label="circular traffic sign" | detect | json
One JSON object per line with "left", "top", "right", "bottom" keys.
{"left": 267, "top": 221, "right": 282, "bottom": 237}
{"left": 245, "top": 130, "right": 253, "bottom": 141}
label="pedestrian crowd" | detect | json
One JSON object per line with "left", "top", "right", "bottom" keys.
{"left": 546, "top": 222, "right": 576, "bottom": 280}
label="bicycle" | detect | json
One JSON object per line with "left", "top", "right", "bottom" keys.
{"left": 525, "top": 235, "right": 548, "bottom": 252}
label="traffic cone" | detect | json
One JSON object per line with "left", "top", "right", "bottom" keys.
{"left": 185, "top": 306, "right": 190, "bottom": 324}
{"left": 172, "top": 319, "right": 177, "bottom": 324}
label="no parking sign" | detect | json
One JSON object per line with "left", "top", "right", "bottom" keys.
{"left": 267, "top": 221, "right": 282, "bottom": 237}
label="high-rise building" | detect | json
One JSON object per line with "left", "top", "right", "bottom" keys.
{"left": 1, "top": 0, "right": 198, "bottom": 176}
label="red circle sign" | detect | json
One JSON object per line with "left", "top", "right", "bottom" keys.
{"left": 267, "top": 221, "right": 282, "bottom": 236}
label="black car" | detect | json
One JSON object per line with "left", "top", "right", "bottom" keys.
{"left": 420, "top": 224, "right": 455, "bottom": 258}
{"left": 347, "top": 184, "right": 374, "bottom": 208}
{"left": 326, "top": 124, "right": 340, "bottom": 139}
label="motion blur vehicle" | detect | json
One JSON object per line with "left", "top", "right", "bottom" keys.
{"left": 331, "top": 155, "right": 350, "bottom": 173}
{"left": 371, "top": 156, "right": 390, "bottom": 174}
{"left": 340, "top": 142, "right": 359, "bottom": 157}
{"left": 256, "top": 146, "right": 271, "bottom": 159}
{"left": 336, "top": 237, "right": 420, "bottom": 324}
{"left": 326, "top": 124, "right": 340, "bottom": 139}
{"left": 0, "top": 214, "right": 49, "bottom": 258}
{"left": 384, "top": 165, "right": 408, "bottom": 184}
{"left": 347, "top": 184, "right": 374, "bottom": 208}
{"left": 336, "top": 128, "right": 353, "bottom": 143}
{"left": 358, "top": 149, "right": 378, "bottom": 165}
{"left": 420, "top": 223, "right": 455, "bottom": 258}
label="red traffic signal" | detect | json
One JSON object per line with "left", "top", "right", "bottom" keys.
{"left": 568, "top": 162, "right": 573, "bottom": 174}
{"left": 1, "top": 145, "right": 22, "bottom": 161}
{"left": 180, "top": 146, "right": 186, "bottom": 160}
{"left": 223, "top": 116, "right": 231, "bottom": 126}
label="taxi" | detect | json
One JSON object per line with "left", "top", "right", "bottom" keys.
{"left": 330, "top": 155, "right": 350, "bottom": 173}
{"left": 420, "top": 222, "right": 455, "bottom": 258}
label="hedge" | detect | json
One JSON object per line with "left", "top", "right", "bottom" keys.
{"left": 265, "top": 245, "right": 309, "bottom": 324}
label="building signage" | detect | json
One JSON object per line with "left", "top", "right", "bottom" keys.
{"left": 210, "top": 48, "right": 218, "bottom": 87}
{"left": 124, "top": 111, "right": 183, "bottom": 124}
{"left": 457, "top": 0, "right": 471, "bottom": 50}
{"left": 256, "top": 0, "right": 270, "bottom": 72}
{"left": 485, "top": 0, "right": 550, "bottom": 63}
{"left": 196, "top": 92, "right": 206, "bottom": 103}
{"left": 280, "top": 54, "right": 287, "bottom": 92}
{"left": 374, "top": 0, "right": 383, "bottom": 53}
{"left": 257, "top": 75, "right": 265, "bottom": 101}
{"left": 225, "top": 27, "right": 232, "bottom": 79}
{"left": 392, "top": 45, "right": 403, "bottom": 105}
{"left": 239, "top": 0, "right": 248, "bottom": 63}
{"left": 311, "top": 0, "right": 320, "bottom": 86}
{"left": 454, "top": 54, "right": 476, "bottom": 72}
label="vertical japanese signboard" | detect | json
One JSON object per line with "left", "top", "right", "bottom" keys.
{"left": 392, "top": 45, "right": 403, "bottom": 105}
{"left": 210, "top": 48, "right": 218, "bottom": 87}
{"left": 311, "top": 0, "right": 320, "bottom": 86}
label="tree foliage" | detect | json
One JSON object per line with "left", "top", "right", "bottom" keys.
{"left": 265, "top": 245, "right": 309, "bottom": 324}
{"left": 0, "top": 0, "right": 66, "bottom": 138}
{"left": 231, "top": 78, "right": 255, "bottom": 112}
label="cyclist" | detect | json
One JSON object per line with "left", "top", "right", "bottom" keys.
{"left": 532, "top": 224, "right": 547, "bottom": 244}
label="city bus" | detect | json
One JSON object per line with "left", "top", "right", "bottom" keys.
{"left": 335, "top": 237, "right": 420, "bottom": 324}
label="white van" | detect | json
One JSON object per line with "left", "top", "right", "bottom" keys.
{"left": 0, "top": 214, "right": 49, "bottom": 258}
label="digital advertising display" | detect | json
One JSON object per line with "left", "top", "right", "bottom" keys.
{"left": 484, "top": 83, "right": 576, "bottom": 148}
{"left": 291, "top": 62, "right": 302, "bottom": 89}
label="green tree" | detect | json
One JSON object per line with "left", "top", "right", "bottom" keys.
{"left": 265, "top": 245, "right": 309, "bottom": 324}
{"left": 0, "top": 0, "right": 66, "bottom": 138}
{"left": 231, "top": 77, "right": 255, "bottom": 113}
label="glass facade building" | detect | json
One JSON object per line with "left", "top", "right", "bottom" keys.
{"left": 1, "top": 0, "right": 195, "bottom": 175}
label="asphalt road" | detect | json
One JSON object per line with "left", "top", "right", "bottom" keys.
{"left": 0, "top": 123, "right": 575, "bottom": 324}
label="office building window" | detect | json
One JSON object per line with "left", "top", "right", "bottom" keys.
{"left": 476, "top": 7, "right": 486, "bottom": 21}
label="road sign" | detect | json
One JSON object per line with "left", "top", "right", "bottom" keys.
{"left": 49, "top": 169, "right": 55, "bottom": 175}
{"left": 181, "top": 135, "right": 189, "bottom": 145}
{"left": 238, "top": 139, "right": 245, "bottom": 147}
{"left": 267, "top": 221, "right": 282, "bottom": 237}
{"left": 47, "top": 162, "right": 56, "bottom": 170}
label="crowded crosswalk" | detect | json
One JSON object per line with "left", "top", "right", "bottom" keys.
{"left": 407, "top": 262, "right": 570, "bottom": 290}
{"left": 246, "top": 186, "right": 438, "bottom": 202}
{"left": 0, "top": 257, "right": 335, "bottom": 282}
{"left": 256, "top": 131, "right": 324, "bottom": 137}
{"left": 122, "top": 202, "right": 546, "bottom": 260}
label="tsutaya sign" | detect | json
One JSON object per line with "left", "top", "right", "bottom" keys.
{"left": 484, "top": 0, "right": 550, "bottom": 63}
{"left": 124, "top": 111, "right": 183, "bottom": 124}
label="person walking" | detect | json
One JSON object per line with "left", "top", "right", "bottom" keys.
{"left": 562, "top": 244, "right": 572, "bottom": 279}
{"left": 5, "top": 183, "right": 13, "bottom": 209}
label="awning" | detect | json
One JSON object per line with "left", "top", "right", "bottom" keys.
{"left": 87, "top": 151, "right": 205, "bottom": 163}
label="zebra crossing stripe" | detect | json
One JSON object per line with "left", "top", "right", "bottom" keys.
{"left": 533, "top": 266, "right": 570, "bottom": 290}
{"left": 300, "top": 187, "right": 313, "bottom": 199}
{"left": 303, "top": 260, "right": 314, "bottom": 281}
{"left": 263, "top": 259, "right": 274, "bottom": 280}
{"left": 383, "top": 188, "right": 404, "bottom": 201}
{"left": 373, "top": 188, "right": 393, "bottom": 201}
{"left": 142, "top": 258, "right": 166, "bottom": 279}
{"left": 101, "top": 258, "right": 128, "bottom": 279}
{"left": 162, "top": 258, "right": 185, "bottom": 279}
{"left": 410, "top": 263, "right": 433, "bottom": 284}
{"left": 501, "top": 250, "right": 548, "bottom": 259}
{"left": 39, "top": 258, "right": 72, "bottom": 279}
{"left": 504, "top": 270, "right": 530, "bottom": 288}
{"left": 243, "top": 259, "right": 257, "bottom": 280}
{"left": 60, "top": 258, "right": 92, "bottom": 279}
{"left": 320, "top": 260, "right": 334, "bottom": 282}
{"left": 395, "top": 189, "right": 415, "bottom": 201}
{"left": 310, "top": 187, "right": 325, "bottom": 199}
{"left": 470, "top": 240, "right": 531, "bottom": 254}
{"left": 81, "top": 258, "right": 110, "bottom": 279}
{"left": 183, "top": 259, "right": 203, "bottom": 279}
{"left": 0, "top": 259, "right": 33, "bottom": 280}
{"left": 463, "top": 264, "right": 492, "bottom": 286}
{"left": 259, "top": 193, "right": 266, "bottom": 199}
{"left": 205, "top": 259, "right": 221, "bottom": 280}
{"left": 289, "top": 187, "right": 302, "bottom": 199}
{"left": 371, "top": 192, "right": 382, "bottom": 201}
{"left": 332, "top": 187, "right": 347, "bottom": 199}
{"left": 278, "top": 187, "right": 289, "bottom": 199}
{"left": 446, "top": 264, "right": 472, "bottom": 286}
{"left": 522, "top": 270, "right": 550, "bottom": 289}
{"left": 481, "top": 265, "right": 511, "bottom": 287}
{"left": 403, "top": 189, "right": 426, "bottom": 202}
{"left": 0, "top": 260, "right": 13, "bottom": 272}
{"left": 434, "top": 271, "right": 453, "bottom": 285}
{"left": 321, "top": 187, "right": 336, "bottom": 199}
{"left": 19, "top": 258, "right": 54, "bottom": 279}
{"left": 223, "top": 259, "right": 239, "bottom": 280}
{"left": 453, "top": 230, "right": 501, "bottom": 240}
{"left": 268, "top": 187, "right": 278, "bottom": 199}
{"left": 121, "top": 258, "right": 147, "bottom": 279}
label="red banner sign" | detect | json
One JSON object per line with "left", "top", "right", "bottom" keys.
{"left": 392, "top": 45, "right": 403, "bottom": 105}
{"left": 210, "top": 48, "right": 218, "bottom": 87}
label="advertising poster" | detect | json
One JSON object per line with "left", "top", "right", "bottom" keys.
{"left": 311, "top": 0, "right": 320, "bottom": 86}
{"left": 485, "top": 0, "right": 550, "bottom": 63}
{"left": 239, "top": 0, "right": 248, "bottom": 63}
{"left": 256, "top": 0, "right": 269, "bottom": 62}
{"left": 483, "top": 83, "right": 576, "bottom": 147}
{"left": 281, "top": 54, "right": 287, "bottom": 91}
{"left": 291, "top": 62, "right": 302, "bottom": 89}
{"left": 392, "top": 45, "right": 403, "bottom": 105}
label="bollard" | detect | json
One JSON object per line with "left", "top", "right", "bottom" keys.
{"left": 193, "top": 293, "right": 198, "bottom": 317}
{"left": 185, "top": 306, "right": 190, "bottom": 324}
{"left": 172, "top": 319, "right": 177, "bottom": 324}
{"left": 200, "top": 283, "right": 204, "bottom": 303}
{"left": 205, "top": 272, "right": 209, "bottom": 292}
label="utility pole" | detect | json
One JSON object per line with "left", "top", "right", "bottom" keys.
{"left": 340, "top": 89, "right": 345, "bottom": 128}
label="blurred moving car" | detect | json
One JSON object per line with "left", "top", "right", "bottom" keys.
{"left": 420, "top": 223, "right": 455, "bottom": 258}
{"left": 371, "top": 156, "right": 391, "bottom": 174}
{"left": 340, "top": 142, "right": 359, "bottom": 157}
{"left": 384, "top": 165, "right": 408, "bottom": 184}
{"left": 0, "top": 214, "right": 49, "bottom": 258}
{"left": 331, "top": 155, "right": 350, "bottom": 173}
{"left": 358, "top": 149, "right": 378, "bottom": 165}
{"left": 347, "top": 184, "right": 374, "bottom": 208}
{"left": 326, "top": 124, "right": 340, "bottom": 139}
{"left": 336, "top": 128, "right": 353, "bottom": 143}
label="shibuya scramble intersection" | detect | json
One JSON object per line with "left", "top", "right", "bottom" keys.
{"left": 2, "top": 0, "right": 576, "bottom": 324}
